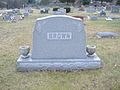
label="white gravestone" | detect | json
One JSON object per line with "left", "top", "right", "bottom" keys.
{"left": 16, "top": 15, "right": 102, "bottom": 71}
{"left": 86, "top": 6, "right": 96, "bottom": 13}
{"left": 58, "top": 8, "right": 66, "bottom": 14}
{"left": 23, "top": 7, "right": 29, "bottom": 17}
{"left": 53, "top": 8, "right": 66, "bottom": 15}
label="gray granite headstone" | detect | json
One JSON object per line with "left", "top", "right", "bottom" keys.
{"left": 86, "top": 6, "right": 96, "bottom": 13}
{"left": 16, "top": 15, "right": 102, "bottom": 71}
{"left": 97, "top": 7, "right": 104, "bottom": 12}
{"left": 96, "top": 32, "right": 118, "bottom": 38}
{"left": 3, "top": 12, "right": 15, "bottom": 22}
{"left": 24, "top": 7, "right": 29, "bottom": 16}
{"left": 99, "top": 10, "right": 106, "bottom": 16}
{"left": 24, "top": 12, "right": 29, "bottom": 17}
{"left": 90, "top": 16, "right": 98, "bottom": 20}
{"left": 32, "top": 15, "right": 86, "bottom": 59}
{"left": 40, "top": 8, "right": 49, "bottom": 14}
{"left": 111, "top": 5, "right": 120, "bottom": 13}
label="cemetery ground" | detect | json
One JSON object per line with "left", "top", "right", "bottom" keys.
{"left": 0, "top": 9, "right": 120, "bottom": 90}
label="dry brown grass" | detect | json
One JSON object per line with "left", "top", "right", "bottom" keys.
{"left": 0, "top": 9, "right": 120, "bottom": 90}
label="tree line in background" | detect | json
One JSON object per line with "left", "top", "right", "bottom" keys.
{"left": 60, "top": 0, "right": 120, "bottom": 5}
{"left": 0, "top": 0, "right": 120, "bottom": 9}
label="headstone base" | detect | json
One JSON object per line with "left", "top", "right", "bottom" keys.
{"left": 16, "top": 54, "right": 102, "bottom": 71}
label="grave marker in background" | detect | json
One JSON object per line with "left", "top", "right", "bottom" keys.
{"left": 111, "top": 5, "right": 120, "bottom": 13}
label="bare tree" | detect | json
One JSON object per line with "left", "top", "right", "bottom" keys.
{"left": 74, "top": 0, "right": 81, "bottom": 7}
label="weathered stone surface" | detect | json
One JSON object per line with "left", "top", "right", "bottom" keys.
{"left": 16, "top": 15, "right": 102, "bottom": 71}
{"left": 32, "top": 15, "right": 86, "bottom": 59}
{"left": 85, "top": 6, "right": 96, "bottom": 13}
{"left": 17, "top": 54, "right": 102, "bottom": 71}
{"left": 96, "top": 32, "right": 118, "bottom": 38}
{"left": 111, "top": 5, "right": 120, "bottom": 13}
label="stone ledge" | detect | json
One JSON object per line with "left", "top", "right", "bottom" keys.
{"left": 16, "top": 54, "right": 102, "bottom": 71}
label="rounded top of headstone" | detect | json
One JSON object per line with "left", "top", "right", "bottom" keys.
{"left": 36, "top": 15, "right": 82, "bottom": 22}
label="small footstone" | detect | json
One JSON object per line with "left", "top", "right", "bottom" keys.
{"left": 96, "top": 32, "right": 119, "bottom": 38}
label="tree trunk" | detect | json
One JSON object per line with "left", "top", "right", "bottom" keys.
{"left": 74, "top": 0, "right": 81, "bottom": 7}
{"left": 112, "top": 0, "right": 118, "bottom": 5}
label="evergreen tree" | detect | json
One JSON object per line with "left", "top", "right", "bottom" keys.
{"left": 116, "top": 0, "right": 120, "bottom": 5}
